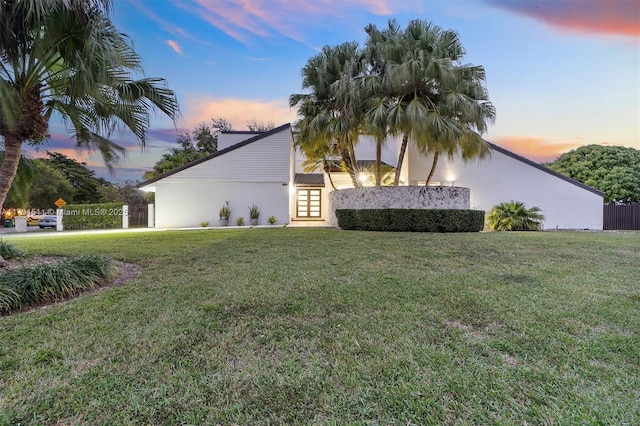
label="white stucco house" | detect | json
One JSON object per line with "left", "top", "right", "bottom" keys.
{"left": 139, "top": 123, "right": 604, "bottom": 230}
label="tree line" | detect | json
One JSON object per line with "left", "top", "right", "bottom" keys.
{"left": 2, "top": 151, "right": 147, "bottom": 210}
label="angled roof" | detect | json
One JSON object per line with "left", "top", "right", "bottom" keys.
{"left": 486, "top": 142, "right": 605, "bottom": 197}
{"left": 221, "top": 130, "right": 263, "bottom": 135}
{"left": 139, "top": 123, "right": 291, "bottom": 187}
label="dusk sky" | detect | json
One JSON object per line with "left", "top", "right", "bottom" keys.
{"left": 25, "top": 0, "right": 640, "bottom": 182}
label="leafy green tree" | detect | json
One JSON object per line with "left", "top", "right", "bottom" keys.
{"left": 99, "top": 180, "right": 150, "bottom": 206}
{"left": 45, "top": 152, "right": 111, "bottom": 204}
{"left": 143, "top": 119, "right": 233, "bottom": 180}
{"left": 487, "top": 201, "right": 545, "bottom": 231}
{"left": 0, "top": 0, "right": 179, "bottom": 211}
{"left": 22, "top": 160, "right": 74, "bottom": 209}
{"left": 246, "top": 119, "right": 275, "bottom": 132}
{"left": 547, "top": 145, "right": 640, "bottom": 202}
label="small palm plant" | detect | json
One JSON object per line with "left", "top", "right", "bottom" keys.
{"left": 487, "top": 201, "right": 544, "bottom": 231}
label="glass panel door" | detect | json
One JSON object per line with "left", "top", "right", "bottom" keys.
{"left": 296, "top": 189, "right": 321, "bottom": 218}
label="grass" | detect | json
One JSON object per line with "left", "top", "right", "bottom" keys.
{"left": 0, "top": 229, "right": 638, "bottom": 424}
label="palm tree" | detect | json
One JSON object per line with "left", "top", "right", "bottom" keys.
{"left": 0, "top": 0, "right": 179, "bottom": 211}
{"left": 360, "top": 21, "right": 399, "bottom": 186}
{"left": 487, "top": 201, "right": 545, "bottom": 231}
{"left": 365, "top": 20, "right": 495, "bottom": 186}
{"left": 290, "top": 42, "right": 364, "bottom": 187}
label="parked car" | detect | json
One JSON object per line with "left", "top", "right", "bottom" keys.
{"left": 38, "top": 215, "right": 57, "bottom": 229}
{"left": 27, "top": 215, "right": 44, "bottom": 226}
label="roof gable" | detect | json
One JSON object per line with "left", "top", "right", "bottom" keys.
{"left": 487, "top": 142, "right": 605, "bottom": 197}
{"left": 139, "top": 123, "right": 291, "bottom": 187}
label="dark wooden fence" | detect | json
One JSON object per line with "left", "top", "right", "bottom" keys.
{"left": 128, "top": 204, "right": 149, "bottom": 228}
{"left": 603, "top": 203, "right": 640, "bottom": 230}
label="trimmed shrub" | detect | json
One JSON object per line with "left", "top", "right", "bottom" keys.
{"left": 0, "top": 254, "right": 116, "bottom": 314}
{"left": 62, "top": 203, "right": 123, "bottom": 230}
{"left": 336, "top": 209, "right": 485, "bottom": 232}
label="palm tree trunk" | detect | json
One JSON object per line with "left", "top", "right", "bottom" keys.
{"left": 339, "top": 139, "right": 360, "bottom": 188}
{"left": 375, "top": 136, "right": 382, "bottom": 186}
{"left": 393, "top": 131, "right": 410, "bottom": 186}
{"left": 327, "top": 172, "right": 337, "bottom": 191}
{"left": 323, "top": 160, "right": 338, "bottom": 191}
{"left": 0, "top": 135, "right": 23, "bottom": 267}
{"left": 347, "top": 138, "right": 361, "bottom": 188}
{"left": 0, "top": 135, "right": 23, "bottom": 210}
{"left": 425, "top": 152, "right": 439, "bottom": 186}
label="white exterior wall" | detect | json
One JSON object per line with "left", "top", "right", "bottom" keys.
{"left": 144, "top": 126, "right": 293, "bottom": 228}
{"left": 153, "top": 180, "right": 289, "bottom": 228}
{"left": 405, "top": 144, "right": 603, "bottom": 230}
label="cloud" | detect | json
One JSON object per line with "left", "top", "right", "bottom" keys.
{"left": 129, "top": 0, "right": 215, "bottom": 46}
{"left": 182, "top": 95, "right": 298, "bottom": 129}
{"left": 179, "top": 0, "right": 419, "bottom": 45}
{"left": 490, "top": 136, "right": 586, "bottom": 163}
{"left": 487, "top": 0, "right": 640, "bottom": 37}
{"left": 167, "top": 40, "right": 183, "bottom": 55}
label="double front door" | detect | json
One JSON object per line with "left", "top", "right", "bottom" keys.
{"left": 296, "top": 188, "right": 321, "bottom": 218}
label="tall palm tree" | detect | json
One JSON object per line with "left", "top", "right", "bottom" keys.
{"left": 366, "top": 20, "right": 495, "bottom": 186}
{"left": 360, "top": 21, "right": 399, "bottom": 186}
{"left": 290, "top": 42, "right": 364, "bottom": 187}
{"left": 0, "top": 0, "right": 179, "bottom": 211}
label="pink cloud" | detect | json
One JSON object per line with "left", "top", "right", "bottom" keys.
{"left": 487, "top": 0, "right": 640, "bottom": 37}
{"left": 185, "top": 0, "right": 416, "bottom": 45}
{"left": 167, "top": 40, "right": 183, "bottom": 55}
{"left": 491, "top": 136, "right": 586, "bottom": 163}
{"left": 182, "top": 95, "right": 298, "bottom": 129}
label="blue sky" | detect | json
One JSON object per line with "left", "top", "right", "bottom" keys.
{"left": 27, "top": 0, "right": 640, "bottom": 182}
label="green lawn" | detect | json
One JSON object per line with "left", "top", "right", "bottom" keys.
{"left": 1, "top": 229, "right": 638, "bottom": 425}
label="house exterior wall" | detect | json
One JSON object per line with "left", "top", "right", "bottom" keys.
{"left": 177, "top": 133, "right": 291, "bottom": 182}
{"left": 145, "top": 127, "right": 293, "bottom": 228}
{"left": 153, "top": 180, "right": 289, "bottom": 228}
{"left": 404, "top": 143, "right": 603, "bottom": 230}
{"left": 218, "top": 132, "right": 261, "bottom": 151}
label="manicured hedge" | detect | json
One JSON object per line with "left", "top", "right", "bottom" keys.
{"left": 336, "top": 209, "right": 485, "bottom": 232}
{"left": 62, "top": 203, "right": 123, "bottom": 230}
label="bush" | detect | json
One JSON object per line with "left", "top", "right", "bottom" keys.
{"left": 0, "top": 239, "right": 26, "bottom": 260}
{"left": 0, "top": 254, "right": 116, "bottom": 314}
{"left": 336, "top": 209, "right": 485, "bottom": 232}
{"left": 486, "top": 201, "right": 544, "bottom": 231}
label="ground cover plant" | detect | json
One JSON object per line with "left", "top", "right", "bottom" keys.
{"left": 0, "top": 229, "right": 638, "bottom": 424}
{"left": 0, "top": 253, "right": 115, "bottom": 313}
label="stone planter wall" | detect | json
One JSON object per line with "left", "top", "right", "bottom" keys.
{"left": 328, "top": 186, "right": 470, "bottom": 227}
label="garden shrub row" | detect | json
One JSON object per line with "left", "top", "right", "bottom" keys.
{"left": 336, "top": 209, "right": 485, "bottom": 232}
{"left": 62, "top": 203, "right": 123, "bottom": 230}
{"left": 0, "top": 254, "right": 116, "bottom": 314}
